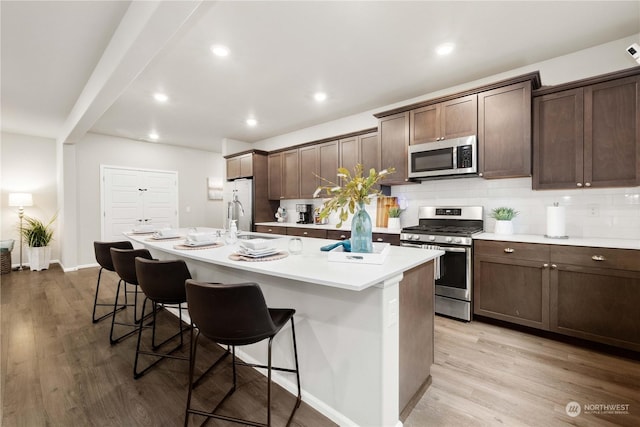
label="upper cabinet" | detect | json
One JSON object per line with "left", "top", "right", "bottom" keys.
{"left": 226, "top": 152, "right": 255, "bottom": 180}
{"left": 410, "top": 94, "right": 477, "bottom": 145}
{"left": 379, "top": 112, "right": 410, "bottom": 184}
{"left": 478, "top": 81, "right": 532, "bottom": 179}
{"left": 340, "top": 132, "right": 380, "bottom": 176}
{"left": 533, "top": 70, "right": 640, "bottom": 190}
{"left": 299, "top": 145, "right": 319, "bottom": 198}
{"left": 268, "top": 152, "right": 284, "bottom": 200}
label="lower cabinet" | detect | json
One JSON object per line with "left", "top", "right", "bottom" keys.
{"left": 254, "top": 225, "right": 287, "bottom": 235}
{"left": 286, "top": 227, "right": 327, "bottom": 239}
{"left": 326, "top": 230, "right": 350, "bottom": 240}
{"left": 474, "top": 240, "right": 640, "bottom": 352}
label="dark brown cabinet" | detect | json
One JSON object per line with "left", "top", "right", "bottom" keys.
{"left": 373, "top": 233, "right": 400, "bottom": 246}
{"left": 254, "top": 225, "right": 286, "bottom": 235}
{"left": 319, "top": 140, "right": 339, "bottom": 186}
{"left": 267, "top": 152, "right": 283, "bottom": 200}
{"left": 286, "top": 227, "right": 327, "bottom": 239}
{"left": 474, "top": 239, "right": 640, "bottom": 351}
{"left": 326, "top": 229, "right": 350, "bottom": 240}
{"left": 226, "top": 153, "right": 254, "bottom": 180}
{"left": 299, "top": 145, "right": 319, "bottom": 199}
{"left": 474, "top": 240, "right": 550, "bottom": 329}
{"left": 340, "top": 132, "right": 380, "bottom": 177}
{"left": 549, "top": 245, "right": 640, "bottom": 352}
{"left": 534, "top": 74, "right": 640, "bottom": 189}
{"left": 282, "top": 149, "right": 300, "bottom": 199}
{"left": 379, "top": 112, "right": 410, "bottom": 184}
{"left": 410, "top": 94, "right": 477, "bottom": 145}
{"left": 478, "top": 81, "right": 532, "bottom": 178}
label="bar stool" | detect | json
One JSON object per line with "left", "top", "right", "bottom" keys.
{"left": 109, "top": 247, "right": 153, "bottom": 345}
{"left": 132, "top": 257, "right": 192, "bottom": 379}
{"left": 92, "top": 241, "right": 133, "bottom": 323}
{"left": 184, "top": 280, "right": 301, "bottom": 427}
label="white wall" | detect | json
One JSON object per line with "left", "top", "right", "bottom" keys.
{"left": 71, "top": 132, "right": 225, "bottom": 266}
{"left": 1, "top": 132, "right": 60, "bottom": 263}
{"left": 254, "top": 34, "right": 640, "bottom": 239}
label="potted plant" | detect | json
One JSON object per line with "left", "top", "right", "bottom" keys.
{"left": 20, "top": 214, "right": 56, "bottom": 271}
{"left": 490, "top": 207, "right": 518, "bottom": 235}
{"left": 314, "top": 164, "right": 395, "bottom": 253}
{"left": 387, "top": 206, "right": 404, "bottom": 230}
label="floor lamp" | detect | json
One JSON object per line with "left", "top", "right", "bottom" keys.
{"left": 8, "top": 192, "right": 33, "bottom": 271}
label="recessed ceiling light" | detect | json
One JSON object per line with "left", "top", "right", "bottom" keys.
{"left": 246, "top": 118, "right": 257, "bottom": 127}
{"left": 148, "top": 132, "right": 159, "bottom": 141}
{"left": 153, "top": 92, "right": 168, "bottom": 102}
{"left": 211, "top": 45, "right": 230, "bottom": 57}
{"left": 436, "top": 42, "right": 455, "bottom": 56}
{"left": 314, "top": 92, "right": 327, "bottom": 102}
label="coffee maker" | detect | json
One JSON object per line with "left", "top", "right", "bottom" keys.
{"left": 296, "top": 204, "right": 313, "bottom": 224}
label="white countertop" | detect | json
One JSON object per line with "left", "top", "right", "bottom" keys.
{"left": 256, "top": 221, "right": 401, "bottom": 235}
{"left": 127, "top": 229, "right": 441, "bottom": 291}
{"left": 475, "top": 232, "right": 640, "bottom": 250}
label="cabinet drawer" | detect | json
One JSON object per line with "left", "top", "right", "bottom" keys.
{"left": 474, "top": 240, "right": 549, "bottom": 261}
{"left": 255, "top": 225, "right": 286, "bottom": 235}
{"left": 326, "top": 230, "right": 351, "bottom": 240}
{"left": 286, "top": 227, "right": 327, "bottom": 239}
{"left": 373, "top": 233, "right": 400, "bottom": 246}
{"left": 551, "top": 246, "right": 640, "bottom": 271}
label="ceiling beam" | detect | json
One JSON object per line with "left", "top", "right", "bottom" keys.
{"left": 56, "top": 0, "right": 205, "bottom": 145}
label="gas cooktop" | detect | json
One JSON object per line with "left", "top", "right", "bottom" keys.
{"left": 401, "top": 206, "right": 484, "bottom": 245}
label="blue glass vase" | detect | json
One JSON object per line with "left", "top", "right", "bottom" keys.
{"left": 351, "top": 202, "right": 373, "bottom": 253}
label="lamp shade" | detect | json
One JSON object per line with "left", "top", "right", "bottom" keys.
{"left": 8, "top": 193, "right": 33, "bottom": 207}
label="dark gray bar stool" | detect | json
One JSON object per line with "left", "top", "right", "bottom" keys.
{"left": 184, "top": 280, "right": 301, "bottom": 427}
{"left": 92, "top": 241, "right": 133, "bottom": 323}
{"left": 132, "top": 257, "right": 192, "bottom": 379}
{"left": 109, "top": 247, "right": 152, "bottom": 344}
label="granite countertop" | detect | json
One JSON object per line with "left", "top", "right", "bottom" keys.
{"left": 475, "top": 233, "right": 640, "bottom": 250}
{"left": 255, "top": 221, "right": 401, "bottom": 235}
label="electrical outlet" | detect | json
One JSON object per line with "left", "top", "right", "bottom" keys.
{"left": 587, "top": 204, "right": 599, "bottom": 217}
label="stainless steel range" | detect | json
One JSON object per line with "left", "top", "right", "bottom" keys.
{"left": 400, "top": 206, "right": 483, "bottom": 321}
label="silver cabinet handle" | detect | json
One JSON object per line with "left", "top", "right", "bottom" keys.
{"left": 478, "top": 172, "right": 483, "bottom": 177}
{"left": 591, "top": 255, "right": 606, "bottom": 261}
{"left": 504, "top": 248, "right": 514, "bottom": 253}
{"left": 576, "top": 183, "right": 583, "bottom": 187}
{"left": 543, "top": 263, "right": 549, "bottom": 268}
{"left": 267, "top": 229, "right": 272, "bottom": 232}
{"left": 376, "top": 238, "right": 384, "bottom": 242}
{"left": 303, "top": 231, "right": 308, "bottom": 235}
{"left": 551, "top": 264, "right": 557, "bottom": 269}
{"left": 340, "top": 234, "right": 347, "bottom": 239}
{"left": 585, "top": 182, "right": 591, "bottom": 187}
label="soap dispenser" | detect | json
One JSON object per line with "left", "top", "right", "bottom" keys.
{"left": 226, "top": 219, "right": 238, "bottom": 244}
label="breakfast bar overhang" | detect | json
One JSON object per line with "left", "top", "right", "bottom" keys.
{"left": 128, "top": 231, "right": 443, "bottom": 427}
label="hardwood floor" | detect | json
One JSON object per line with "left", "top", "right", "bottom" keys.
{"left": 2, "top": 265, "right": 639, "bottom": 426}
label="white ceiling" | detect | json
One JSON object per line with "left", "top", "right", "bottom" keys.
{"left": 2, "top": 1, "right": 639, "bottom": 153}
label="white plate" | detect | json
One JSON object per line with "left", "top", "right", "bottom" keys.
{"left": 236, "top": 248, "right": 279, "bottom": 258}
{"left": 183, "top": 240, "right": 218, "bottom": 247}
{"left": 152, "top": 233, "right": 181, "bottom": 240}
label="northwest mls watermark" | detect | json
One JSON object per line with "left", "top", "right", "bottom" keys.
{"left": 565, "top": 401, "right": 631, "bottom": 417}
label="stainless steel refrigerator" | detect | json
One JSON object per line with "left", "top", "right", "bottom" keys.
{"left": 223, "top": 178, "right": 253, "bottom": 232}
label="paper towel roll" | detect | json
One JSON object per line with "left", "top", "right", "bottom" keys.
{"left": 546, "top": 206, "right": 566, "bottom": 237}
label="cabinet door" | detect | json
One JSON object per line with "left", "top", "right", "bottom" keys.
{"left": 286, "top": 227, "right": 327, "bottom": 239}
{"left": 268, "top": 153, "right": 283, "bottom": 200}
{"left": 339, "top": 136, "right": 358, "bottom": 174}
{"left": 282, "top": 149, "right": 300, "bottom": 199}
{"left": 532, "top": 88, "right": 584, "bottom": 189}
{"left": 319, "top": 140, "right": 339, "bottom": 185}
{"left": 584, "top": 75, "right": 640, "bottom": 188}
{"left": 550, "top": 263, "right": 640, "bottom": 351}
{"left": 226, "top": 157, "right": 240, "bottom": 180}
{"left": 239, "top": 154, "right": 253, "bottom": 178}
{"left": 359, "top": 132, "right": 380, "bottom": 174}
{"left": 326, "top": 229, "right": 350, "bottom": 240}
{"left": 299, "top": 146, "right": 319, "bottom": 198}
{"left": 255, "top": 225, "right": 286, "bottom": 235}
{"left": 474, "top": 255, "right": 549, "bottom": 329}
{"left": 479, "top": 82, "right": 531, "bottom": 178}
{"left": 379, "top": 112, "right": 410, "bottom": 184}
{"left": 441, "top": 94, "right": 477, "bottom": 140}
{"left": 372, "top": 233, "right": 400, "bottom": 246}
{"left": 410, "top": 104, "right": 439, "bottom": 144}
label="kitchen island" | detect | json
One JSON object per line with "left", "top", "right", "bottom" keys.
{"left": 127, "top": 229, "right": 442, "bottom": 427}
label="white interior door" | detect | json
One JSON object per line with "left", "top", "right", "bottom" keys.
{"left": 102, "top": 166, "right": 178, "bottom": 241}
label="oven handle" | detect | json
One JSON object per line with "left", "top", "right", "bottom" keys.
{"left": 439, "top": 246, "right": 468, "bottom": 253}
{"left": 400, "top": 242, "right": 424, "bottom": 248}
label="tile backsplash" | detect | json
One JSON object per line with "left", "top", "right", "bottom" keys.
{"left": 276, "top": 177, "right": 640, "bottom": 240}
{"left": 391, "top": 177, "right": 640, "bottom": 240}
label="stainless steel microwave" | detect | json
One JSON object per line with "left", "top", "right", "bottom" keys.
{"left": 408, "top": 135, "right": 477, "bottom": 179}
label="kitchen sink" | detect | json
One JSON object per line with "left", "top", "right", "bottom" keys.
{"left": 237, "top": 234, "right": 277, "bottom": 240}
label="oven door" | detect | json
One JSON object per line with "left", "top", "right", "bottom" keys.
{"left": 427, "top": 245, "right": 471, "bottom": 302}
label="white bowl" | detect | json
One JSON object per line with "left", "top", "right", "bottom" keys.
{"left": 187, "top": 232, "right": 217, "bottom": 242}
